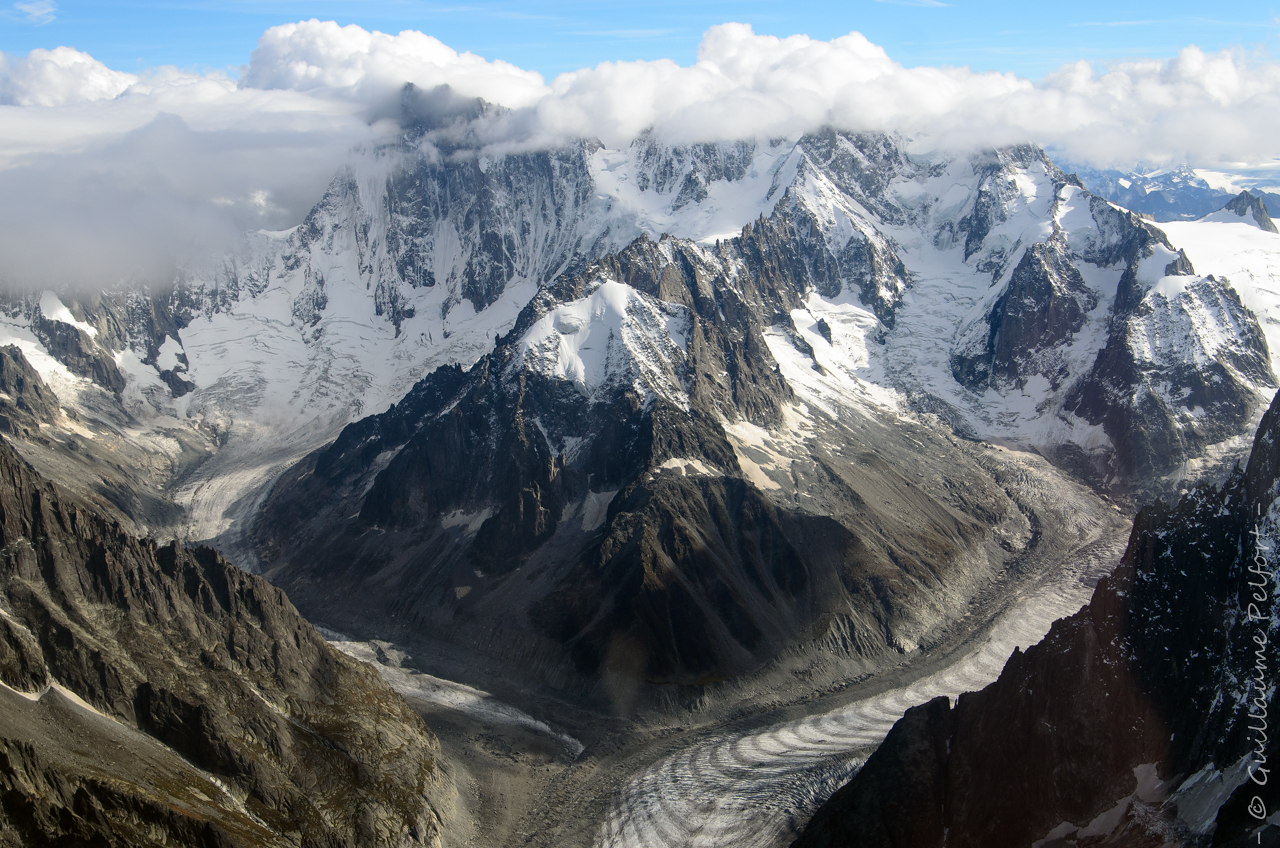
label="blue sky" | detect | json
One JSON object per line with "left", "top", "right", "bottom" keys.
{"left": 3, "top": 0, "right": 1279, "bottom": 79}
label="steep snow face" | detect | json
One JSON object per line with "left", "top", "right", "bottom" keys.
{"left": 590, "top": 135, "right": 802, "bottom": 244}
{"left": 167, "top": 137, "right": 793, "bottom": 435}
{"left": 0, "top": 133, "right": 1027, "bottom": 441}
{"left": 1157, "top": 220, "right": 1280, "bottom": 373}
{"left": 517, "top": 279, "right": 690, "bottom": 406}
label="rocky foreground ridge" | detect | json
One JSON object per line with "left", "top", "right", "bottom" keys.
{"left": 0, "top": 430, "right": 450, "bottom": 847}
{"left": 792, "top": 390, "right": 1280, "bottom": 848}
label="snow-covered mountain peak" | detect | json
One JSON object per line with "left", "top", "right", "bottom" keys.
{"left": 516, "top": 278, "right": 691, "bottom": 407}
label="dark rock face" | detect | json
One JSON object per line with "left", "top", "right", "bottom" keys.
{"left": 796, "top": 130, "right": 912, "bottom": 226}
{"left": 30, "top": 314, "right": 125, "bottom": 396}
{"left": 0, "top": 287, "right": 193, "bottom": 402}
{"left": 380, "top": 141, "right": 601, "bottom": 316}
{"left": 959, "top": 192, "right": 1278, "bottom": 489}
{"left": 947, "top": 181, "right": 1273, "bottom": 491}
{"left": 254, "top": 222, "right": 1023, "bottom": 710}
{"left": 793, "top": 390, "right": 1280, "bottom": 848}
{"left": 772, "top": 192, "right": 909, "bottom": 327}
{"left": 1066, "top": 273, "right": 1273, "bottom": 483}
{"left": 0, "top": 347, "right": 60, "bottom": 438}
{"left": 0, "top": 438, "right": 448, "bottom": 847}
{"left": 1220, "top": 190, "right": 1279, "bottom": 234}
{"left": 952, "top": 241, "right": 1097, "bottom": 390}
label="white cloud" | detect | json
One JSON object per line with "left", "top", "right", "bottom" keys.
{"left": 14, "top": 0, "right": 55, "bottom": 25}
{"left": 0, "top": 47, "right": 374, "bottom": 289}
{"left": 519, "top": 24, "right": 1280, "bottom": 167}
{"left": 240, "top": 19, "right": 547, "bottom": 111}
{"left": 230, "top": 20, "right": 1278, "bottom": 169}
{"left": 2, "top": 21, "right": 1280, "bottom": 289}
{"left": 0, "top": 46, "right": 136, "bottom": 106}
{"left": 530, "top": 26, "right": 1034, "bottom": 147}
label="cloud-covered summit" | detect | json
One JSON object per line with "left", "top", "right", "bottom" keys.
{"left": 7, "top": 19, "right": 1280, "bottom": 164}
{"left": 227, "top": 19, "right": 1280, "bottom": 165}
{"left": 1, "top": 19, "right": 1279, "bottom": 289}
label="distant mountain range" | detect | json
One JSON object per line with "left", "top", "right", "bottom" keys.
{"left": 1069, "top": 162, "right": 1280, "bottom": 223}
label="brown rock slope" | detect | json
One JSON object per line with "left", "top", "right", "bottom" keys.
{"left": 0, "top": 435, "right": 450, "bottom": 847}
{"left": 792, "top": 390, "right": 1280, "bottom": 848}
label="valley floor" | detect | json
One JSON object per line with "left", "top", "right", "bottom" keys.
{"left": 329, "top": 443, "right": 1132, "bottom": 848}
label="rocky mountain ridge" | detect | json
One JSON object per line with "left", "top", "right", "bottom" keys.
{"left": 252, "top": 218, "right": 1031, "bottom": 711}
{"left": 791, "top": 389, "right": 1280, "bottom": 848}
{"left": 3, "top": 124, "right": 1274, "bottom": 543}
{"left": 0, "top": 116, "right": 1277, "bottom": 717}
{"left": 0, "top": 428, "right": 451, "bottom": 847}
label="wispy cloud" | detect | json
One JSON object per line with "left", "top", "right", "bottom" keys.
{"left": 14, "top": 0, "right": 56, "bottom": 25}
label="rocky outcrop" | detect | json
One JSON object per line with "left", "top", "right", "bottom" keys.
{"left": 952, "top": 240, "right": 1097, "bottom": 390}
{"left": 0, "top": 287, "right": 193, "bottom": 403}
{"left": 1219, "top": 190, "right": 1279, "bottom": 234}
{"left": 792, "top": 390, "right": 1280, "bottom": 848}
{"left": 30, "top": 313, "right": 125, "bottom": 396}
{"left": 1065, "top": 270, "right": 1273, "bottom": 484}
{"left": 955, "top": 146, "right": 1078, "bottom": 267}
{"left": 946, "top": 179, "right": 1274, "bottom": 491}
{"left": 1, "top": 124, "right": 1265, "bottom": 529}
{"left": 0, "top": 437, "right": 449, "bottom": 847}
{"left": 0, "top": 347, "right": 59, "bottom": 438}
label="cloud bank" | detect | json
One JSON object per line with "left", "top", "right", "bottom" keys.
{"left": 230, "top": 20, "right": 1280, "bottom": 166}
{"left": 0, "top": 45, "right": 135, "bottom": 107}
{"left": 2, "top": 19, "right": 1279, "bottom": 288}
